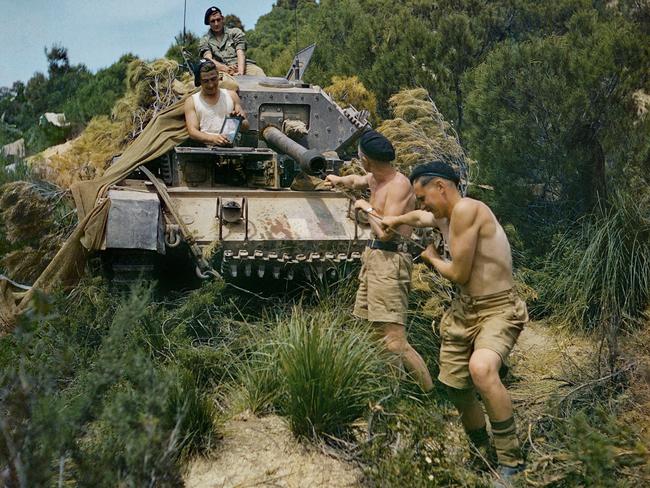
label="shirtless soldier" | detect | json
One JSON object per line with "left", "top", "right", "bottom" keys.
{"left": 325, "top": 130, "right": 433, "bottom": 392}
{"left": 381, "top": 160, "right": 528, "bottom": 485}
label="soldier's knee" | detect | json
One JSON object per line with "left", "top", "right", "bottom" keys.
{"left": 384, "top": 335, "right": 407, "bottom": 355}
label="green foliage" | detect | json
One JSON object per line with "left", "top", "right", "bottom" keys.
{"left": 247, "top": 0, "right": 320, "bottom": 77}
{"left": 238, "top": 305, "right": 388, "bottom": 438}
{"left": 0, "top": 45, "right": 131, "bottom": 154}
{"left": 464, "top": 8, "right": 650, "bottom": 252}
{"left": 535, "top": 192, "right": 650, "bottom": 337}
{"left": 0, "top": 283, "right": 218, "bottom": 485}
{"left": 360, "top": 397, "right": 489, "bottom": 487}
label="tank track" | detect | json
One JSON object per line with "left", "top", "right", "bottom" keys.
{"left": 220, "top": 249, "right": 363, "bottom": 280}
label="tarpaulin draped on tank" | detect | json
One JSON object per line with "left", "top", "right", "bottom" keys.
{"left": 1, "top": 98, "right": 190, "bottom": 333}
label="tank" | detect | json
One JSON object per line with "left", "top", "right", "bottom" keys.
{"left": 97, "top": 47, "right": 385, "bottom": 285}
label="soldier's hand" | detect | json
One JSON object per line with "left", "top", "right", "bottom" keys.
{"left": 354, "top": 199, "right": 371, "bottom": 212}
{"left": 420, "top": 244, "right": 440, "bottom": 264}
{"left": 211, "top": 133, "right": 231, "bottom": 146}
{"left": 324, "top": 174, "right": 341, "bottom": 189}
{"left": 381, "top": 215, "right": 400, "bottom": 232}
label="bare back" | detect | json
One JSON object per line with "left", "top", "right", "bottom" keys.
{"left": 368, "top": 172, "right": 415, "bottom": 238}
{"left": 449, "top": 198, "right": 513, "bottom": 296}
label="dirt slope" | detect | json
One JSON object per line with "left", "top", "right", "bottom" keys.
{"left": 185, "top": 414, "right": 362, "bottom": 488}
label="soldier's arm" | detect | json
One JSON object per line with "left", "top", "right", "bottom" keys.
{"left": 199, "top": 38, "right": 230, "bottom": 73}
{"left": 325, "top": 173, "right": 370, "bottom": 190}
{"left": 184, "top": 97, "right": 230, "bottom": 146}
{"left": 423, "top": 200, "right": 479, "bottom": 285}
{"left": 382, "top": 210, "right": 436, "bottom": 229}
{"left": 232, "top": 29, "right": 247, "bottom": 76}
{"left": 361, "top": 179, "right": 412, "bottom": 240}
{"left": 236, "top": 50, "right": 246, "bottom": 76}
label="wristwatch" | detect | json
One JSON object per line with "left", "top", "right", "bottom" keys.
{"left": 364, "top": 207, "right": 374, "bottom": 214}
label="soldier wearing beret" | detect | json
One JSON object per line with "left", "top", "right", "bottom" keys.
{"left": 199, "top": 6, "right": 266, "bottom": 77}
{"left": 382, "top": 160, "right": 528, "bottom": 485}
{"left": 325, "top": 130, "right": 434, "bottom": 392}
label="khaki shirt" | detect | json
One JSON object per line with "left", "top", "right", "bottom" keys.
{"left": 199, "top": 27, "right": 248, "bottom": 67}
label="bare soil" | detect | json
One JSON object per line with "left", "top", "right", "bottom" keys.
{"left": 184, "top": 414, "right": 362, "bottom": 488}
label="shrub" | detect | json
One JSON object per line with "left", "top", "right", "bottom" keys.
{"left": 537, "top": 192, "right": 650, "bottom": 365}
{"left": 239, "top": 305, "right": 388, "bottom": 438}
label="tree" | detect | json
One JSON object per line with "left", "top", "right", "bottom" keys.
{"left": 464, "top": 8, "right": 650, "bottom": 250}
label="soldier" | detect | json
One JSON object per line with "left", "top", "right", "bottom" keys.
{"left": 184, "top": 60, "right": 248, "bottom": 146}
{"left": 325, "top": 130, "right": 434, "bottom": 392}
{"left": 381, "top": 160, "right": 528, "bottom": 486}
{"left": 199, "top": 6, "right": 266, "bottom": 77}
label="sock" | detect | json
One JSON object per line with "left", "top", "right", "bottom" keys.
{"left": 467, "top": 426, "right": 490, "bottom": 448}
{"left": 491, "top": 416, "right": 523, "bottom": 468}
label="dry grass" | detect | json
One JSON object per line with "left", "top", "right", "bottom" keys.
{"left": 113, "top": 58, "right": 193, "bottom": 141}
{"left": 0, "top": 181, "right": 72, "bottom": 283}
{"left": 0, "top": 182, "right": 58, "bottom": 243}
{"left": 28, "top": 58, "right": 194, "bottom": 188}
{"left": 325, "top": 75, "right": 378, "bottom": 123}
{"left": 39, "top": 116, "right": 125, "bottom": 187}
{"left": 378, "top": 88, "right": 473, "bottom": 189}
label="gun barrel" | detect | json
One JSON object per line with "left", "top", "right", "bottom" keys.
{"left": 261, "top": 126, "right": 325, "bottom": 175}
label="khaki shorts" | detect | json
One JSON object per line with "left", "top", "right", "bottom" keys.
{"left": 438, "top": 288, "right": 528, "bottom": 389}
{"left": 353, "top": 248, "right": 412, "bottom": 325}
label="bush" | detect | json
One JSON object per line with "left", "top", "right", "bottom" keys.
{"left": 0, "top": 283, "right": 218, "bottom": 486}
{"left": 238, "top": 305, "right": 388, "bottom": 438}
{"left": 536, "top": 192, "right": 650, "bottom": 365}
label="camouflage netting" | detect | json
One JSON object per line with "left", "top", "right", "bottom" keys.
{"left": 377, "top": 88, "right": 472, "bottom": 193}
{"left": 30, "top": 58, "right": 196, "bottom": 189}
{"left": 0, "top": 182, "right": 56, "bottom": 243}
{"left": 113, "top": 58, "right": 194, "bottom": 141}
{"left": 32, "top": 116, "right": 125, "bottom": 188}
{"left": 0, "top": 181, "right": 74, "bottom": 284}
{"left": 325, "top": 75, "right": 378, "bottom": 123}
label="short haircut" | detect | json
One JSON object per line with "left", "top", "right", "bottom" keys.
{"left": 200, "top": 59, "right": 217, "bottom": 74}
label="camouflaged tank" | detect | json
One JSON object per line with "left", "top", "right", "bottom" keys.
{"left": 99, "top": 47, "right": 382, "bottom": 284}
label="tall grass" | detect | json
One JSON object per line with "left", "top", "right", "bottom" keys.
{"left": 238, "top": 306, "right": 389, "bottom": 438}
{"left": 538, "top": 192, "right": 650, "bottom": 365}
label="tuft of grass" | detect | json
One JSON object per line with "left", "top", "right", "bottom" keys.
{"left": 536, "top": 192, "right": 650, "bottom": 367}
{"left": 276, "top": 308, "right": 386, "bottom": 437}
{"left": 238, "top": 305, "right": 389, "bottom": 438}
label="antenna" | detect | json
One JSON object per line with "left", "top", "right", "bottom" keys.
{"left": 288, "top": 0, "right": 299, "bottom": 52}
{"left": 183, "top": 0, "right": 187, "bottom": 38}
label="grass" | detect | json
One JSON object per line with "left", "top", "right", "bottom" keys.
{"left": 534, "top": 191, "right": 650, "bottom": 368}
{"left": 1, "top": 220, "right": 648, "bottom": 485}
{"left": 236, "top": 304, "right": 390, "bottom": 438}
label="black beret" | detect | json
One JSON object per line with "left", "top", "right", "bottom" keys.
{"left": 409, "top": 160, "right": 460, "bottom": 185}
{"left": 204, "top": 6, "right": 223, "bottom": 25}
{"left": 358, "top": 130, "right": 395, "bottom": 162}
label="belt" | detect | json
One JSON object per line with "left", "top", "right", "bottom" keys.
{"left": 367, "top": 239, "right": 406, "bottom": 252}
